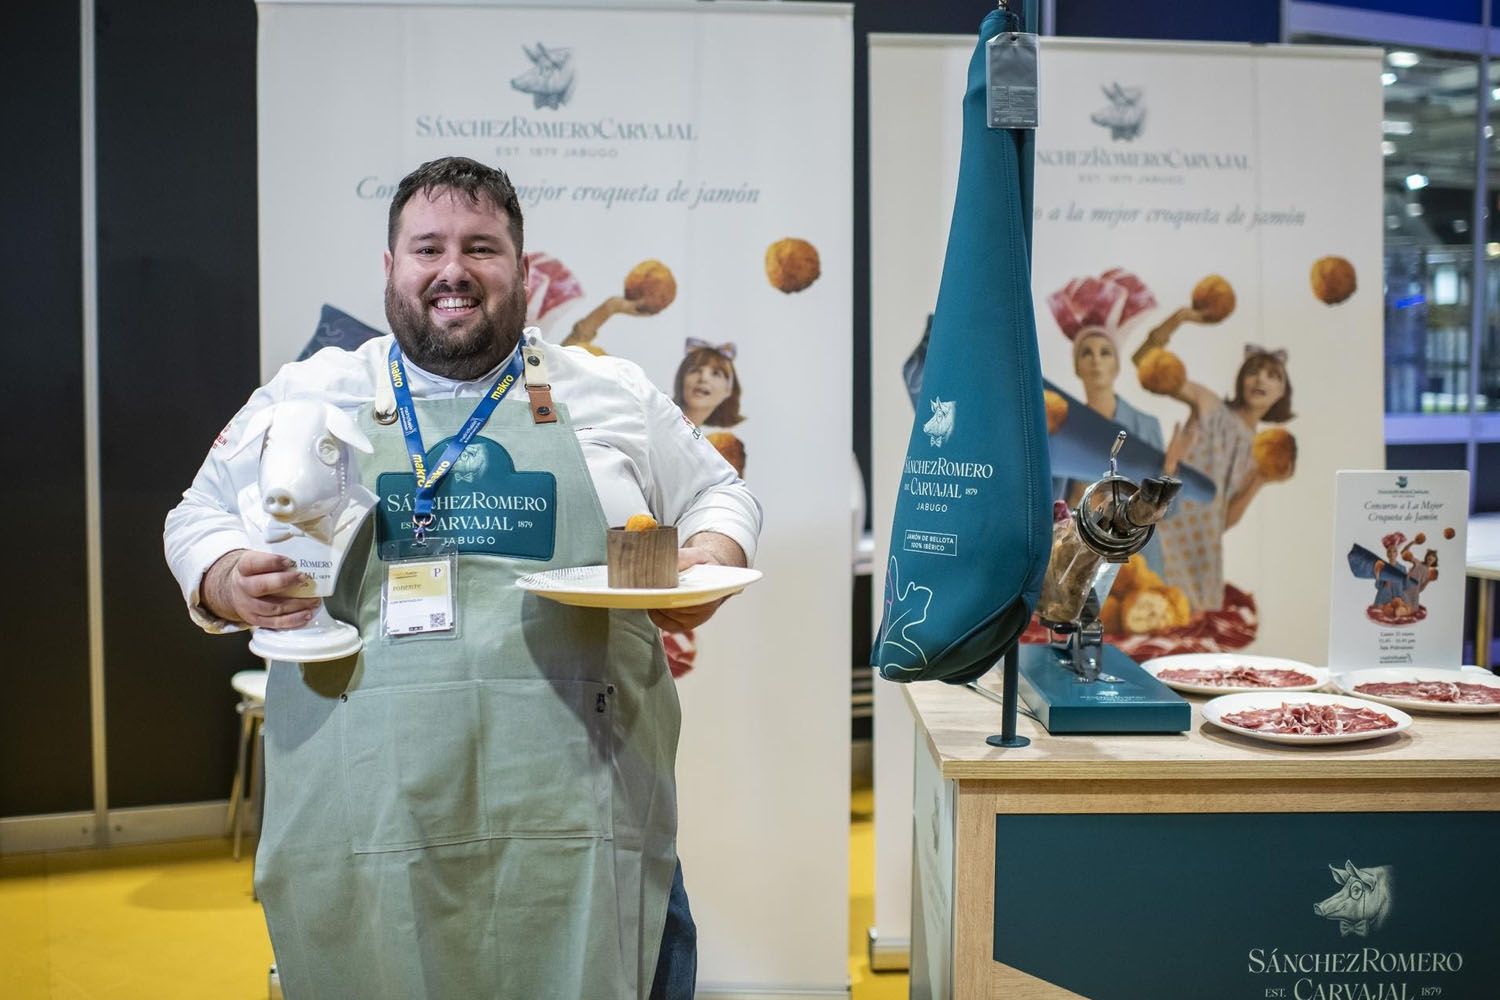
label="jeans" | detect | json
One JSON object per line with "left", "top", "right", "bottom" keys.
{"left": 648, "top": 860, "right": 696, "bottom": 999}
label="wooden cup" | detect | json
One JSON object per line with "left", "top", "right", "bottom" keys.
{"left": 607, "top": 526, "right": 679, "bottom": 589}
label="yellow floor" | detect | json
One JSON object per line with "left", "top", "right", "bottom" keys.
{"left": 1, "top": 788, "right": 908, "bottom": 999}
{"left": 847, "top": 786, "right": 909, "bottom": 1000}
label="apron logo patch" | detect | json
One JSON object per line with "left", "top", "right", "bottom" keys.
{"left": 376, "top": 437, "right": 557, "bottom": 559}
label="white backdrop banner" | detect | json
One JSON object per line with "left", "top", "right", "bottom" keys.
{"left": 259, "top": 2, "right": 852, "bottom": 994}
{"left": 869, "top": 32, "right": 1384, "bottom": 965}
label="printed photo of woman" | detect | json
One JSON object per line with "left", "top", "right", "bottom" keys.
{"left": 1137, "top": 312, "right": 1296, "bottom": 615}
{"left": 673, "top": 339, "right": 745, "bottom": 430}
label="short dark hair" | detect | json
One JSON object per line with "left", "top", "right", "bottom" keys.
{"left": 387, "top": 156, "right": 524, "bottom": 255}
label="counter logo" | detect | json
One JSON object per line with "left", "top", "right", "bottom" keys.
{"left": 1395, "top": 476, "right": 1408, "bottom": 489}
{"left": 1091, "top": 83, "right": 1145, "bottom": 141}
{"left": 924, "top": 398, "right": 955, "bottom": 448}
{"left": 1314, "top": 860, "right": 1393, "bottom": 938}
{"left": 511, "top": 43, "right": 576, "bottom": 110}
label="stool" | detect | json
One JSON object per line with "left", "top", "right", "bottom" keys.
{"left": 226, "top": 668, "right": 268, "bottom": 861}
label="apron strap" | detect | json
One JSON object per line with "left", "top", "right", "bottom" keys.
{"left": 372, "top": 337, "right": 547, "bottom": 426}
{"left": 522, "top": 344, "right": 558, "bottom": 425}
{"left": 373, "top": 345, "right": 399, "bottom": 425}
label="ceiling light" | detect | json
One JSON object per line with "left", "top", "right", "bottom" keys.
{"left": 1488, "top": 242, "right": 1500, "bottom": 257}
{"left": 1405, "top": 173, "right": 1429, "bottom": 190}
{"left": 1454, "top": 219, "right": 1469, "bottom": 234}
{"left": 1382, "top": 141, "right": 1397, "bottom": 156}
{"left": 1387, "top": 51, "right": 1420, "bottom": 69}
{"left": 1382, "top": 72, "right": 1398, "bottom": 86}
{"left": 1383, "top": 120, "right": 1414, "bottom": 136}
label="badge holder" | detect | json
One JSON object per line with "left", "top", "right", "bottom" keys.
{"left": 379, "top": 527, "right": 462, "bottom": 642}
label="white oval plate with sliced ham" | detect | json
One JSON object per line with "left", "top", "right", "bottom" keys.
{"left": 1332, "top": 667, "right": 1500, "bottom": 715}
{"left": 1141, "top": 653, "right": 1328, "bottom": 696}
{"left": 1202, "top": 692, "right": 1412, "bottom": 745}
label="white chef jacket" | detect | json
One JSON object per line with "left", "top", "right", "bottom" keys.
{"left": 163, "top": 329, "right": 762, "bottom": 633}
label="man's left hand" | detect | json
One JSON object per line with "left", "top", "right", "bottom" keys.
{"left": 648, "top": 532, "right": 747, "bottom": 633}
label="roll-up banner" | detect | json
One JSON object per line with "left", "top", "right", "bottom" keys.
{"left": 258, "top": 3, "right": 852, "bottom": 994}
{"left": 870, "top": 33, "right": 1383, "bottom": 964}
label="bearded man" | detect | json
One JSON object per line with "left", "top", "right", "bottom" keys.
{"left": 164, "top": 156, "right": 760, "bottom": 999}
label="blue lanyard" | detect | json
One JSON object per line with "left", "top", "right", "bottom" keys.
{"left": 387, "top": 340, "right": 524, "bottom": 538}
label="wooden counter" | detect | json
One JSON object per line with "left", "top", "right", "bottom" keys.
{"left": 903, "top": 676, "right": 1500, "bottom": 1000}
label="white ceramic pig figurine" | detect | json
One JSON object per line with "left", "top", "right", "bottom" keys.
{"left": 227, "top": 399, "right": 378, "bottom": 661}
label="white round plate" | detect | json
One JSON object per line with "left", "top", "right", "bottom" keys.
{"left": 516, "top": 563, "right": 762, "bottom": 610}
{"left": 1331, "top": 667, "right": 1500, "bottom": 715}
{"left": 1141, "top": 653, "right": 1328, "bottom": 696}
{"left": 1201, "top": 692, "right": 1411, "bottom": 746}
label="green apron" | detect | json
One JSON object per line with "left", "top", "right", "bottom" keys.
{"left": 255, "top": 385, "right": 680, "bottom": 999}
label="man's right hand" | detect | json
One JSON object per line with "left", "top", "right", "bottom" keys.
{"left": 201, "top": 549, "right": 321, "bottom": 627}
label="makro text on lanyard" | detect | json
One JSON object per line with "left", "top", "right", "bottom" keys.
{"left": 388, "top": 341, "right": 524, "bottom": 541}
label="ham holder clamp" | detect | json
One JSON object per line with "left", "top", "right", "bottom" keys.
{"left": 1018, "top": 433, "right": 1192, "bottom": 733}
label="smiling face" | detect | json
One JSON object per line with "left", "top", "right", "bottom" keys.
{"left": 383, "top": 188, "right": 528, "bottom": 380}
{"left": 1073, "top": 331, "right": 1120, "bottom": 392}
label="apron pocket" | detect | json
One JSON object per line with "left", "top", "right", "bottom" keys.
{"left": 342, "top": 681, "right": 487, "bottom": 854}
{"left": 341, "top": 679, "right": 613, "bottom": 852}
{"left": 477, "top": 678, "right": 613, "bottom": 838}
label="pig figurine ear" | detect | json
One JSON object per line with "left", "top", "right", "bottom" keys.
{"left": 223, "top": 405, "right": 276, "bottom": 459}
{"left": 324, "top": 403, "right": 373, "bottom": 454}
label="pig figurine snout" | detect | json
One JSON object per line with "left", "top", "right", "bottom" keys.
{"left": 229, "top": 400, "right": 374, "bottom": 528}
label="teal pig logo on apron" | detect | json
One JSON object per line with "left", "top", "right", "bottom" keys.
{"left": 376, "top": 436, "right": 556, "bottom": 559}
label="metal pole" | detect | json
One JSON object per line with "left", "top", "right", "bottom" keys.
{"left": 81, "top": 0, "right": 110, "bottom": 847}
{"left": 986, "top": 645, "right": 1031, "bottom": 748}
{"left": 1470, "top": 0, "right": 1492, "bottom": 514}
{"left": 1001, "top": 646, "right": 1019, "bottom": 743}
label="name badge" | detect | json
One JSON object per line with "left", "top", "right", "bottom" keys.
{"left": 382, "top": 549, "right": 457, "bottom": 638}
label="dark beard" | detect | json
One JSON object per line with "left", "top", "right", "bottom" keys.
{"left": 385, "top": 279, "right": 527, "bottom": 381}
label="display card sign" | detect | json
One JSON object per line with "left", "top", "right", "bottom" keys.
{"left": 994, "top": 812, "right": 1500, "bottom": 1000}
{"left": 1328, "top": 471, "right": 1468, "bottom": 669}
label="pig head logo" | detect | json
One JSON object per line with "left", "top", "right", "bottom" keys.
{"left": 1091, "top": 83, "right": 1145, "bottom": 142}
{"left": 511, "top": 43, "right": 576, "bottom": 110}
{"left": 452, "top": 443, "right": 489, "bottom": 483}
{"left": 1314, "top": 860, "right": 1393, "bottom": 938}
{"left": 923, "top": 398, "right": 955, "bottom": 448}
